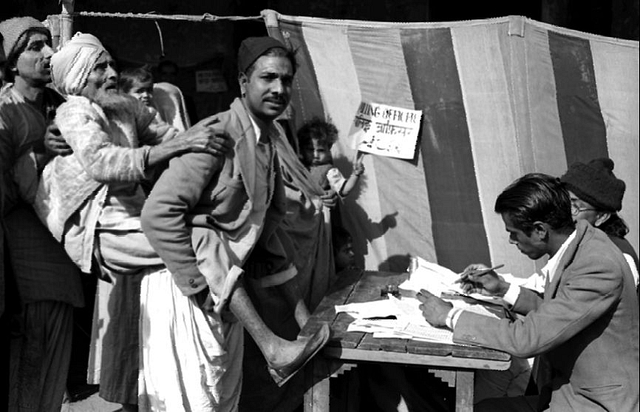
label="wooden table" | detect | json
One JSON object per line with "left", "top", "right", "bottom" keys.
{"left": 300, "top": 269, "right": 511, "bottom": 412}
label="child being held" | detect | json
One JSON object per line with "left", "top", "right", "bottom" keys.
{"left": 119, "top": 65, "right": 155, "bottom": 107}
{"left": 297, "top": 117, "right": 364, "bottom": 198}
{"left": 119, "top": 65, "right": 190, "bottom": 132}
{"left": 118, "top": 65, "right": 191, "bottom": 192}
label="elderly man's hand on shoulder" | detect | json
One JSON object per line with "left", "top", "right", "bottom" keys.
{"left": 176, "top": 115, "right": 235, "bottom": 157}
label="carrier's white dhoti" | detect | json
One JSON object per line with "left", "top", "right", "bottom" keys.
{"left": 138, "top": 268, "right": 244, "bottom": 412}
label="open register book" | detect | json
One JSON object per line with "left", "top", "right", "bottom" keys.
{"left": 398, "top": 256, "right": 504, "bottom": 306}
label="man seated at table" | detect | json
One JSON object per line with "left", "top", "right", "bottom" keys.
{"left": 417, "top": 173, "right": 639, "bottom": 411}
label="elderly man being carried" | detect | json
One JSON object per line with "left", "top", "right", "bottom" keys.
{"left": 34, "top": 32, "right": 232, "bottom": 412}
{"left": 36, "top": 33, "right": 329, "bottom": 412}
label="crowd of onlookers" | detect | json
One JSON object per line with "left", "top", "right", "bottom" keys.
{"left": 1, "top": 16, "right": 365, "bottom": 412}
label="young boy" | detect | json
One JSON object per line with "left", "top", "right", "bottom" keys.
{"left": 119, "top": 65, "right": 154, "bottom": 107}
{"left": 332, "top": 225, "right": 357, "bottom": 273}
{"left": 297, "top": 117, "right": 364, "bottom": 198}
{"left": 119, "top": 65, "right": 191, "bottom": 132}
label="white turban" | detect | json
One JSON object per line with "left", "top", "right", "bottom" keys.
{"left": 51, "top": 32, "right": 107, "bottom": 96}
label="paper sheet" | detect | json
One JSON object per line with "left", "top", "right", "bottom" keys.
{"left": 336, "top": 294, "right": 499, "bottom": 344}
{"left": 399, "top": 256, "right": 504, "bottom": 305}
{"left": 335, "top": 299, "right": 398, "bottom": 318}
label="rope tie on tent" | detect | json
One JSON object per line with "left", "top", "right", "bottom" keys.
{"left": 73, "top": 11, "right": 262, "bottom": 23}
{"left": 153, "top": 20, "right": 165, "bottom": 58}
{"left": 73, "top": 11, "right": 264, "bottom": 57}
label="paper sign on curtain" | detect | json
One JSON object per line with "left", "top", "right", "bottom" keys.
{"left": 349, "top": 102, "right": 422, "bottom": 159}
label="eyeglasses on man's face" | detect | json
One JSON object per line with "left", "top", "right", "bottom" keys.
{"left": 570, "top": 202, "right": 597, "bottom": 216}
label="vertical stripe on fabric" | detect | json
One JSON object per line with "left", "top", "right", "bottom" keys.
{"left": 298, "top": 24, "right": 381, "bottom": 268}
{"left": 509, "top": 21, "right": 567, "bottom": 178}
{"left": 277, "top": 15, "right": 639, "bottom": 276}
{"left": 279, "top": 22, "right": 327, "bottom": 130}
{"left": 299, "top": 23, "right": 360, "bottom": 134}
{"left": 401, "top": 26, "right": 490, "bottom": 272}
{"left": 451, "top": 21, "right": 537, "bottom": 277}
{"left": 549, "top": 31, "right": 609, "bottom": 165}
{"left": 590, "top": 39, "right": 640, "bottom": 254}
{"left": 345, "top": 26, "right": 434, "bottom": 271}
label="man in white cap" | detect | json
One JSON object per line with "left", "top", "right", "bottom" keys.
{"left": 140, "top": 36, "right": 330, "bottom": 410}
{"left": 34, "top": 32, "right": 232, "bottom": 412}
{"left": 0, "top": 16, "right": 84, "bottom": 412}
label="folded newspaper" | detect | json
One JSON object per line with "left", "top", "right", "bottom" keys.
{"left": 398, "top": 256, "right": 504, "bottom": 306}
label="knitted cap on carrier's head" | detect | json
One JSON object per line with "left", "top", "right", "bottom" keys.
{"left": 237, "top": 36, "right": 288, "bottom": 73}
{"left": 560, "top": 157, "right": 626, "bottom": 212}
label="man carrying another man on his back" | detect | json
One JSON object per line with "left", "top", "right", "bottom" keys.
{"left": 140, "top": 36, "right": 330, "bottom": 410}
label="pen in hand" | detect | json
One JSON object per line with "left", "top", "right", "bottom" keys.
{"left": 455, "top": 264, "right": 505, "bottom": 284}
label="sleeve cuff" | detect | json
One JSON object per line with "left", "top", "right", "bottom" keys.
{"left": 502, "top": 282, "right": 521, "bottom": 306}
{"left": 141, "top": 145, "right": 152, "bottom": 171}
{"left": 213, "top": 265, "right": 244, "bottom": 314}
{"left": 446, "top": 307, "right": 464, "bottom": 329}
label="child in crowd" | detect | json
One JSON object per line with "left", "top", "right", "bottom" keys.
{"left": 297, "top": 117, "right": 364, "bottom": 198}
{"left": 332, "top": 225, "right": 357, "bottom": 273}
{"left": 119, "top": 65, "right": 192, "bottom": 194}
{"left": 119, "top": 65, "right": 154, "bottom": 107}
{"left": 119, "top": 65, "right": 191, "bottom": 132}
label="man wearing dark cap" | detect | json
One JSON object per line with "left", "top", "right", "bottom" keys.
{"left": 0, "top": 16, "right": 84, "bottom": 412}
{"left": 456, "top": 158, "right": 638, "bottom": 300}
{"left": 436, "top": 158, "right": 640, "bottom": 401}
{"left": 140, "top": 36, "right": 329, "bottom": 410}
{"left": 561, "top": 157, "right": 639, "bottom": 285}
{"left": 445, "top": 158, "right": 639, "bottom": 405}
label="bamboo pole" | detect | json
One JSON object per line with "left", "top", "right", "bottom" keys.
{"left": 261, "top": 9, "right": 286, "bottom": 44}
{"left": 60, "top": 0, "right": 75, "bottom": 46}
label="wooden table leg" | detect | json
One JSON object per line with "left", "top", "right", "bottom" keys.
{"left": 304, "top": 357, "right": 331, "bottom": 412}
{"left": 455, "top": 370, "right": 474, "bottom": 412}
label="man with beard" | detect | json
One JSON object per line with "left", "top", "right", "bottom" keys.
{"left": 139, "top": 36, "right": 330, "bottom": 410}
{"left": 0, "top": 16, "right": 84, "bottom": 412}
{"left": 418, "top": 173, "right": 639, "bottom": 411}
{"left": 33, "top": 32, "right": 232, "bottom": 412}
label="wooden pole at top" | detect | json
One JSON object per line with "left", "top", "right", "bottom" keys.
{"left": 60, "top": 0, "right": 75, "bottom": 46}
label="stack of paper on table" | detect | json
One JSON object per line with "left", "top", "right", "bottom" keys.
{"left": 335, "top": 294, "right": 499, "bottom": 344}
{"left": 399, "top": 256, "right": 504, "bottom": 306}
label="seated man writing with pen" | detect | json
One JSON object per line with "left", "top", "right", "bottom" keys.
{"left": 418, "top": 173, "right": 639, "bottom": 411}
{"left": 456, "top": 157, "right": 639, "bottom": 406}
{"left": 453, "top": 262, "right": 533, "bottom": 404}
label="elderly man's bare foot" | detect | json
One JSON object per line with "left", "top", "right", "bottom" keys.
{"left": 265, "top": 324, "right": 331, "bottom": 387}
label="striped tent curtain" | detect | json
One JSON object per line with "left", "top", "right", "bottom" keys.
{"left": 267, "top": 12, "right": 639, "bottom": 277}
